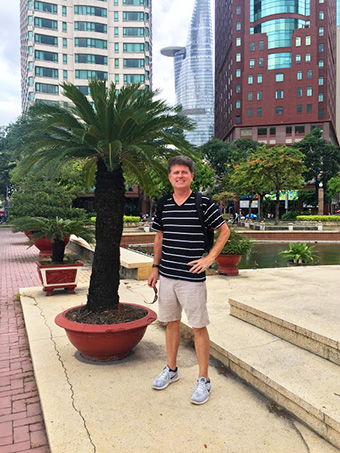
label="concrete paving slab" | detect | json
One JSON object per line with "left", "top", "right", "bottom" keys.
{"left": 20, "top": 274, "right": 340, "bottom": 453}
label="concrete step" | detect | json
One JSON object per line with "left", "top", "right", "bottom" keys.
{"left": 229, "top": 298, "right": 340, "bottom": 366}
{"left": 192, "top": 315, "right": 340, "bottom": 449}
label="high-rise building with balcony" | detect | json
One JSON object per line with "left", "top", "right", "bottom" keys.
{"left": 215, "top": 0, "right": 338, "bottom": 146}
{"left": 161, "top": 0, "right": 214, "bottom": 146}
{"left": 20, "top": 0, "right": 152, "bottom": 112}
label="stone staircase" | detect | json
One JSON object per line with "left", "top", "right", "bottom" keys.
{"left": 206, "top": 296, "right": 340, "bottom": 449}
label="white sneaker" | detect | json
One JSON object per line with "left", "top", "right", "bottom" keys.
{"left": 190, "top": 377, "right": 211, "bottom": 405}
{"left": 152, "top": 366, "right": 179, "bottom": 390}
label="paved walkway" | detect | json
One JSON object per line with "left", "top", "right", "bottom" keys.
{"left": 0, "top": 228, "right": 49, "bottom": 453}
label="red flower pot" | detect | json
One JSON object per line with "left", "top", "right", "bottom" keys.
{"left": 26, "top": 233, "right": 70, "bottom": 257}
{"left": 36, "top": 261, "right": 83, "bottom": 296}
{"left": 215, "top": 254, "right": 242, "bottom": 275}
{"left": 55, "top": 303, "right": 157, "bottom": 361}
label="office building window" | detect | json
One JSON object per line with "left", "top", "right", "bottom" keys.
{"left": 236, "top": 69, "right": 241, "bottom": 77}
{"left": 318, "top": 60, "right": 324, "bottom": 68}
{"left": 249, "top": 58, "right": 255, "bottom": 68}
{"left": 35, "top": 50, "right": 58, "bottom": 62}
{"left": 275, "top": 106, "right": 283, "bottom": 115}
{"left": 236, "top": 84, "right": 241, "bottom": 93}
{"left": 259, "top": 57, "right": 264, "bottom": 67}
{"left": 34, "top": 17, "right": 58, "bottom": 29}
{"left": 307, "top": 87, "right": 312, "bottom": 96}
{"left": 63, "top": 38, "right": 67, "bottom": 48}
{"left": 297, "top": 88, "right": 302, "bottom": 97}
{"left": 62, "top": 22, "right": 67, "bottom": 31}
{"left": 123, "top": 27, "right": 145, "bottom": 36}
{"left": 63, "top": 54, "right": 67, "bottom": 64}
{"left": 248, "top": 75, "right": 253, "bottom": 84}
{"left": 74, "top": 6, "right": 107, "bottom": 17}
{"left": 275, "top": 73, "right": 284, "bottom": 82}
{"left": 318, "top": 93, "right": 324, "bottom": 102}
{"left": 307, "top": 104, "right": 312, "bottom": 113}
{"left": 236, "top": 100, "right": 241, "bottom": 108}
{"left": 123, "top": 11, "right": 145, "bottom": 21}
{"left": 297, "top": 104, "right": 302, "bottom": 113}
{"left": 259, "top": 40, "right": 264, "bottom": 50}
{"left": 248, "top": 91, "right": 253, "bottom": 101}
{"left": 319, "top": 44, "right": 324, "bottom": 53}
{"left": 257, "top": 91, "right": 262, "bottom": 100}
{"left": 114, "top": 11, "right": 119, "bottom": 21}
{"left": 295, "top": 126, "right": 305, "bottom": 133}
{"left": 295, "top": 37, "right": 301, "bottom": 46}
{"left": 296, "top": 54, "right": 301, "bottom": 63}
{"left": 307, "top": 69, "right": 312, "bottom": 79}
{"left": 305, "top": 36, "right": 311, "bottom": 45}
{"left": 319, "top": 11, "right": 324, "bottom": 20}
{"left": 319, "top": 27, "right": 324, "bottom": 37}
{"left": 275, "top": 90, "right": 283, "bottom": 99}
{"left": 63, "top": 70, "right": 67, "bottom": 80}
{"left": 75, "top": 70, "right": 108, "bottom": 80}
{"left": 318, "top": 109, "right": 324, "bottom": 118}
{"left": 34, "top": 1, "right": 57, "bottom": 14}
{"left": 270, "top": 127, "right": 276, "bottom": 135}
{"left": 257, "top": 74, "right": 262, "bottom": 83}
{"left": 286, "top": 126, "right": 292, "bottom": 134}
{"left": 236, "top": 6, "right": 241, "bottom": 14}
{"left": 236, "top": 53, "right": 241, "bottom": 62}
{"left": 319, "top": 77, "right": 324, "bottom": 85}
{"left": 62, "top": 5, "right": 66, "bottom": 15}
{"left": 297, "top": 70, "right": 302, "bottom": 80}
{"left": 236, "top": 38, "right": 241, "bottom": 46}
{"left": 305, "top": 53, "right": 311, "bottom": 62}
{"left": 124, "top": 74, "right": 145, "bottom": 83}
{"left": 35, "top": 83, "right": 59, "bottom": 94}
{"left": 257, "top": 108, "right": 262, "bottom": 116}
{"left": 258, "top": 128, "right": 267, "bottom": 136}
{"left": 236, "top": 22, "right": 241, "bottom": 31}
{"left": 115, "top": 74, "right": 119, "bottom": 83}
{"left": 250, "top": 42, "right": 255, "bottom": 51}
{"left": 248, "top": 108, "right": 253, "bottom": 117}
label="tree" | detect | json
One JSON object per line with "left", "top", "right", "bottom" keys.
{"left": 229, "top": 145, "right": 305, "bottom": 224}
{"left": 292, "top": 128, "right": 340, "bottom": 205}
{"left": 13, "top": 80, "right": 195, "bottom": 313}
{"left": 200, "top": 139, "right": 231, "bottom": 177}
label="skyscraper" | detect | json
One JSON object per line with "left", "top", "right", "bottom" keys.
{"left": 161, "top": 0, "right": 214, "bottom": 146}
{"left": 20, "top": 0, "right": 152, "bottom": 112}
{"left": 215, "top": 0, "right": 338, "bottom": 146}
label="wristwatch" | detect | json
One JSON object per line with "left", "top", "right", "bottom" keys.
{"left": 152, "top": 264, "right": 159, "bottom": 268}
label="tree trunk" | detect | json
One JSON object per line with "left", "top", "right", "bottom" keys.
{"left": 275, "top": 192, "right": 280, "bottom": 225}
{"left": 52, "top": 239, "right": 65, "bottom": 263}
{"left": 86, "top": 158, "right": 126, "bottom": 312}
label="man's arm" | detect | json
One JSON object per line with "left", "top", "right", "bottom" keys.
{"left": 188, "top": 223, "right": 230, "bottom": 274}
{"left": 147, "top": 231, "right": 163, "bottom": 288}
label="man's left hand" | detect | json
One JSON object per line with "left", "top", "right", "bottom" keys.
{"left": 188, "top": 256, "right": 215, "bottom": 274}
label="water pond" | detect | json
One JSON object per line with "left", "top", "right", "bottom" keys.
{"left": 128, "top": 242, "right": 340, "bottom": 270}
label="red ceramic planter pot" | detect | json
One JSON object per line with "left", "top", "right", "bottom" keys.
{"left": 55, "top": 303, "right": 157, "bottom": 361}
{"left": 215, "top": 254, "right": 242, "bottom": 276}
{"left": 26, "top": 233, "right": 70, "bottom": 257}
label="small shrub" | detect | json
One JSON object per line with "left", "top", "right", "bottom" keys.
{"left": 280, "top": 242, "right": 318, "bottom": 264}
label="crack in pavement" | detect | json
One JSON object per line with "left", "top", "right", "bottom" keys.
{"left": 29, "top": 295, "right": 97, "bottom": 453}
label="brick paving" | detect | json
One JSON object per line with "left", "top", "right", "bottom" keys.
{"left": 0, "top": 228, "right": 50, "bottom": 453}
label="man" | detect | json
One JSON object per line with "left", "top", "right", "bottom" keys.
{"left": 148, "top": 156, "right": 230, "bottom": 405}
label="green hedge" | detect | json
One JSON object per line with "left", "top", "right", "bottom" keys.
{"left": 296, "top": 215, "right": 340, "bottom": 222}
{"left": 90, "top": 215, "right": 141, "bottom": 223}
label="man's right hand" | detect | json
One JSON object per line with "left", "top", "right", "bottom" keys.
{"left": 148, "top": 268, "right": 159, "bottom": 288}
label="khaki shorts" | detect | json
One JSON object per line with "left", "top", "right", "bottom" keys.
{"left": 158, "top": 275, "right": 210, "bottom": 328}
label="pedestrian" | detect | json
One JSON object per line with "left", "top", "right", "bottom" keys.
{"left": 147, "top": 155, "right": 230, "bottom": 405}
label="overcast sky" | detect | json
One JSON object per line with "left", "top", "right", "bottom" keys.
{"left": 0, "top": 0, "right": 202, "bottom": 127}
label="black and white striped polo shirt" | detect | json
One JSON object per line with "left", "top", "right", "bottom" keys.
{"left": 152, "top": 192, "right": 225, "bottom": 282}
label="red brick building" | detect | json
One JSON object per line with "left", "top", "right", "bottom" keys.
{"left": 215, "top": 0, "right": 338, "bottom": 146}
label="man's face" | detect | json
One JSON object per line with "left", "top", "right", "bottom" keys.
{"left": 168, "top": 164, "right": 194, "bottom": 191}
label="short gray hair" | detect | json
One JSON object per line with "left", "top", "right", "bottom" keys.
{"left": 168, "top": 155, "right": 194, "bottom": 174}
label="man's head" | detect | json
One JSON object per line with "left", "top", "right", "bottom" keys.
{"left": 168, "top": 156, "right": 194, "bottom": 192}
{"left": 168, "top": 156, "right": 194, "bottom": 174}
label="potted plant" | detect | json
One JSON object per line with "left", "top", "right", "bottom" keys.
{"left": 12, "top": 80, "right": 194, "bottom": 360}
{"left": 215, "top": 229, "right": 253, "bottom": 275}
{"left": 12, "top": 216, "right": 95, "bottom": 295}
{"left": 279, "top": 242, "right": 317, "bottom": 265}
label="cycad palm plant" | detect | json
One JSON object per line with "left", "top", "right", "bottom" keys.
{"left": 16, "top": 80, "right": 194, "bottom": 314}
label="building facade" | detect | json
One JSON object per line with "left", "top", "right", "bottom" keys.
{"left": 215, "top": 0, "right": 338, "bottom": 146}
{"left": 161, "top": 0, "right": 214, "bottom": 146}
{"left": 20, "top": 0, "right": 152, "bottom": 112}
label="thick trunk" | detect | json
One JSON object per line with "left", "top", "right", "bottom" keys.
{"left": 87, "top": 158, "right": 126, "bottom": 312}
{"left": 52, "top": 239, "right": 66, "bottom": 263}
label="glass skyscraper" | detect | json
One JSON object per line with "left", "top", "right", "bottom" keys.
{"left": 161, "top": 0, "right": 214, "bottom": 146}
